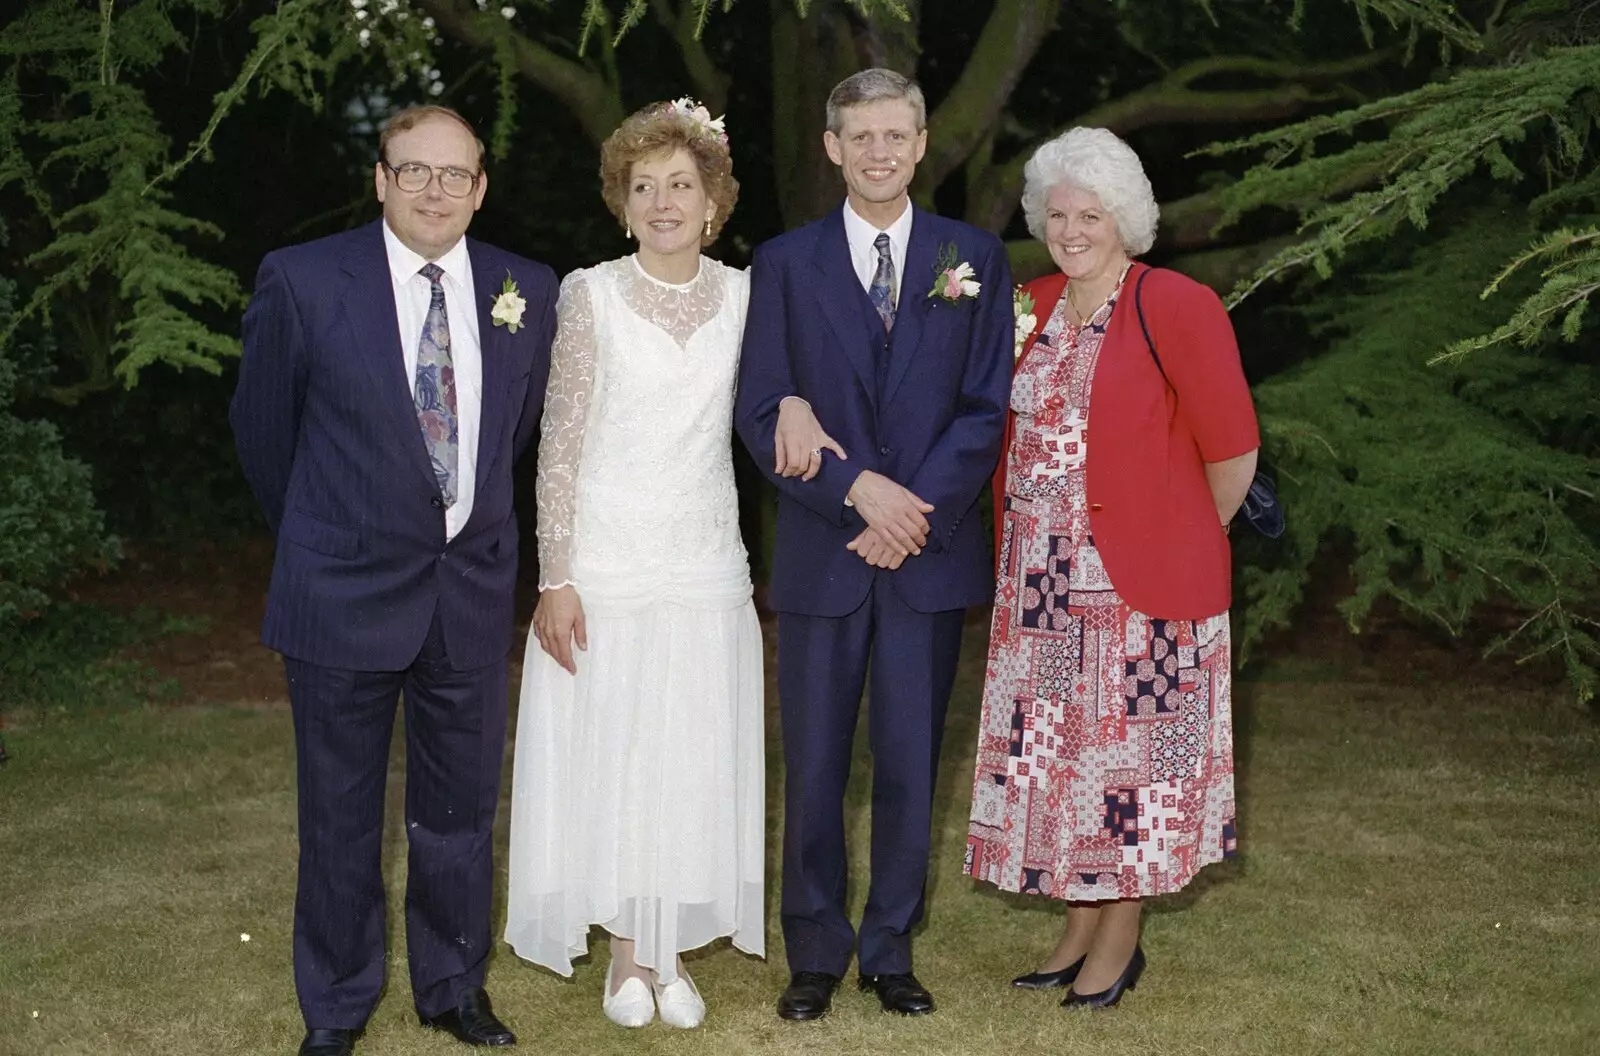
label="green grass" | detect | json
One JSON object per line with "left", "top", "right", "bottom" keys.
{"left": 2, "top": 623, "right": 1598, "bottom": 1055}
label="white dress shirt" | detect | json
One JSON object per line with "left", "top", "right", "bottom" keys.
{"left": 842, "top": 197, "right": 914, "bottom": 307}
{"left": 383, "top": 221, "right": 482, "bottom": 541}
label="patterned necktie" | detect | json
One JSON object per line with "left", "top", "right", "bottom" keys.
{"left": 868, "top": 232, "right": 896, "bottom": 332}
{"left": 415, "top": 263, "right": 458, "bottom": 508}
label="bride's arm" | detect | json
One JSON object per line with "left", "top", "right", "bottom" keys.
{"left": 535, "top": 272, "right": 596, "bottom": 591}
{"left": 532, "top": 273, "right": 596, "bottom": 674}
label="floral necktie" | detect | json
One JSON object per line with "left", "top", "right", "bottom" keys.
{"left": 415, "top": 263, "right": 458, "bottom": 507}
{"left": 869, "top": 232, "right": 896, "bottom": 332}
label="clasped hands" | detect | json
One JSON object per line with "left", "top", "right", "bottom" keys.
{"left": 774, "top": 397, "right": 934, "bottom": 570}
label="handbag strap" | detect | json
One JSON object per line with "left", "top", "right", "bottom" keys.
{"left": 1133, "top": 267, "right": 1170, "bottom": 388}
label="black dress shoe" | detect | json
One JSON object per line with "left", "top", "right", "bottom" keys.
{"left": 859, "top": 972, "right": 935, "bottom": 1015}
{"left": 421, "top": 986, "right": 517, "bottom": 1047}
{"left": 1062, "top": 946, "right": 1145, "bottom": 1009}
{"left": 1011, "top": 954, "right": 1086, "bottom": 990}
{"left": 777, "top": 971, "right": 841, "bottom": 1021}
{"left": 299, "top": 1028, "right": 357, "bottom": 1056}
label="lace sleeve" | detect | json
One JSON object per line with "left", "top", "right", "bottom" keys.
{"left": 535, "top": 271, "right": 597, "bottom": 591}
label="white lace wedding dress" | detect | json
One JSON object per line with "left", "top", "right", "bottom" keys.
{"left": 504, "top": 255, "right": 764, "bottom": 984}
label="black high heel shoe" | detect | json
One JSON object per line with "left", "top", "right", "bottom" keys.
{"left": 1011, "top": 954, "right": 1086, "bottom": 990}
{"left": 1061, "top": 945, "right": 1145, "bottom": 1008}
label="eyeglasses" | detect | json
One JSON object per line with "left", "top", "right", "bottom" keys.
{"left": 383, "top": 161, "right": 481, "bottom": 198}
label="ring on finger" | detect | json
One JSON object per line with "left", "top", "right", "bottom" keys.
{"left": 809, "top": 447, "right": 822, "bottom": 458}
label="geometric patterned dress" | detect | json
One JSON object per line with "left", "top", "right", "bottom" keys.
{"left": 964, "top": 277, "right": 1238, "bottom": 901}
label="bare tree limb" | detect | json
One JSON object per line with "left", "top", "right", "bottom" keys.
{"left": 965, "top": 51, "right": 1392, "bottom": 232}
{"left": 649, "top": 0, "right": 731, "bottom": 112}
{"left": 918, "top": 0, "right": 1062, "bottom": 189}
{"left": 416, "top": 0, "right": 625, "bottom": 146}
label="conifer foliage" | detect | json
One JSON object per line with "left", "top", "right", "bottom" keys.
{"left": 1214, "top": 2, "right": 1600, "bottom": 698}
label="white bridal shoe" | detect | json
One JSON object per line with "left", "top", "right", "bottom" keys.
{"left": 603, "top": 962, "right": 656, "bottom": 1028}
{"left": 654, "top": 970, "right": 706, "bottom": 1029}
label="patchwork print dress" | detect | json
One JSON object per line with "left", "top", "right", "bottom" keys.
{"left": 964, "top": 280, "right": 1238, "bottom": 902}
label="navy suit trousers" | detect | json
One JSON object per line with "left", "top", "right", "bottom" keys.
{"left": 284, "top": 608, "right": 507, "bottom": 1029}
{"left": 777, "top": 576, "right": 965, "bottom": 977}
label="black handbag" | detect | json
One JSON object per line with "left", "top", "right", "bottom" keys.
{"left": 1133, "top": 269, "right": 1285, "bottom": 539}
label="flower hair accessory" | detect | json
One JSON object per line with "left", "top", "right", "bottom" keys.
{"left": 666, "top": 97, "right": 729, "bottom": 147}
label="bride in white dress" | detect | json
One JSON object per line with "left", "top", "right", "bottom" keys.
{"left": 504, "top": 101, "right": 764, "bottom": 1029}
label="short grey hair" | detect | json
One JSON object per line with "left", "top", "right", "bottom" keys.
{"left": 825, "top": 68, "right": 927, "bottom": 134}
{"left": 1020, "top": 127, "right": 1159, "bottom": 256}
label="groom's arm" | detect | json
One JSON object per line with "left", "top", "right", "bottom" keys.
{"left": 903, "top": 235, "right": 1013, "bottom": 553}
{"left": 735, "top": 245, "right": 856, "bottom": 526}
{"left": 230, "top": 252, "right": 309, "bottom": 535}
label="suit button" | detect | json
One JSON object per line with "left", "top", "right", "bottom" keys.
{"left": 1089, "top": 502, "right": 1103, "bottom": 511}
{"left": 879, "top": 445, "right": 891, "bottom": 456}
{"left": 431, "top": 497, "right": 444, "bottom": 509}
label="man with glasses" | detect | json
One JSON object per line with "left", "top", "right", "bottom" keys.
{"left": 231, "top": 105, "right": 557, "bottom": 1056}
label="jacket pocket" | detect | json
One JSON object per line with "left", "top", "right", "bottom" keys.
{"left": 280, "top": 508, "right": 360, "bottom": 559}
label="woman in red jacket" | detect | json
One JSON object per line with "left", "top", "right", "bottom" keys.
{"left": 963, "top": 127, "right": 1260, "bottom": 1008}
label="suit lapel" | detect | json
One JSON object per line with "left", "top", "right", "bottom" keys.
{"left": 468, "top": 238, "right": 511, "bottom": 503}
{"left": 808, "top": 207, "right": 881, "bottom": 399}
{"left": 881, "top": 206, "right": 937, "bottom": 402}
{"left": 339, "top": 223, "right": 437, "bottom": 495}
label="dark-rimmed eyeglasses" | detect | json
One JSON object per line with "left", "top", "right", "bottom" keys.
{"left": 383, "top": 161, "right": 481, "bottom": 198}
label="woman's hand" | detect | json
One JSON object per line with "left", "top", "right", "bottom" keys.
{"left": 533, "top": 585, "right": 587, "bottom": 675}
{"left": 774, "top": 397, "right": 847, "bottom": 481}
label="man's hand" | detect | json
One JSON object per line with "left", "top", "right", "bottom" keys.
{"left": 532, "top": 585, "right": 587, "bottom": 675}
{"left": 774, "top": 397, "right": 847, "bottom": 482}
{"left": 846, "top": 527, "right": 908, "bottom": 569}
{"left": 847, "top": 470, "right": 935, "bottom": 555}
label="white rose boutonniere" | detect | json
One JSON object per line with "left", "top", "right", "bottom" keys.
{"left": 491, "top": 273, "right": 526, "bottom": 333}
{"left": 1013, "top": 286, "right": 1037, "bottom": 359}
{"left": 927, "top": 241, "right": 981, "bottom": 304}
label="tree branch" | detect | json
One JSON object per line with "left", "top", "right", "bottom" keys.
{"left": 416, "top": 0, "right": 624, "bottom": 146}
{"left": 964, "top": 51, "right": 1392, "bottom": 233}
{"left": 918, "top": 0, "right": 1062, "bottom": 189}
{"left": 650, "top": 0, "right": 730, "bottom": 112}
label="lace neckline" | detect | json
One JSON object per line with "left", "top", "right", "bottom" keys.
{"left": 630, "top": 253, "right": 706, "bottom": 291}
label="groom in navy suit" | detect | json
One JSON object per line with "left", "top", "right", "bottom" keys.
{"left": 735, "top": 69, "right": 1012, "bottom": 1020}
{"left": 231, "top": 106, "right": 556, "bottom": 1056}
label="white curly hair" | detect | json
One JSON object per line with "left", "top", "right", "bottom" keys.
{"left": 1020, "top": 127, "right": 1159, "bottom": 255}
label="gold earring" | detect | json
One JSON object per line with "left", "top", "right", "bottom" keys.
{"left": 625, "top": 221, "right": 632, "bottom": 240}
{"left": 704, "top": 216, "right": 713, "bottom": 238}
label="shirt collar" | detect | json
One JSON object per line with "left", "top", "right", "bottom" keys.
{"left": 843, "top": 197, "right": 914, "bottom": 258}
{"left": 383, "top": 220, "right": 471, "bottom": 289}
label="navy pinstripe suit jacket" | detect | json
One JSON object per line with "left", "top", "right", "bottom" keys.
{"left": 230, "top": 221, "right": 557, "bottom": 671}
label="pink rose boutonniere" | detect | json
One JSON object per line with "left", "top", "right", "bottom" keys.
{"left": 928, "top": 241, "right": 981, "bottom": 304}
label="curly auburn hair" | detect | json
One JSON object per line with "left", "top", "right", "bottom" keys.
{"left": 599, "top": 103, "right": 739, "bottom": 245}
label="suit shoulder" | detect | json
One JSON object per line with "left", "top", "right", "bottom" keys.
{"left": 477, "top": 242, "right": 558, "bottom": 290}
{"left": 754, "top": 218, "right": 825, "bottom": 262}
{"left": 258, "top": 226, "right": 369, "bottom": 280}
{"left": 929, "top": 214, "right": 1004, "bottom": 255}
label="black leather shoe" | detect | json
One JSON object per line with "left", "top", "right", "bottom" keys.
{"left": 859, "top": 972, "right": 935, "bottom": 1015}
{"left": 421, "top": 986, "right": 517, "bottom": 1047}
{"left": 1062, "top": 946, "right": 1145, "bottom": 1009}
{"left": 777, "top": 971, "right": 841, "bottom": 1021}
{"left": 1011, "top": 954, "right": 1086, "bottom": 990}
{"left": 299, "top": 1028, "right": 357, "bottom": 1056}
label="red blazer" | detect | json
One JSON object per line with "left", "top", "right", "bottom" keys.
{"left": 995, "top": 262, "right": 1260, "bottom": 619}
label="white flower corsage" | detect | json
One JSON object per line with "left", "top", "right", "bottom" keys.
{"left": 667, "top": 97, "right": 729, "bottom": 146}
{"left": 1013, "top": 286, "right": 1037, "bottom": 359}
{"left": 491, "top": 273, "right": 526, "bottom": 333}
{"left": 928, "top": 241, "right": 981, "bottom": 303}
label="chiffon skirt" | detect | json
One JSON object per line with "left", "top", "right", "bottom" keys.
{"left": 504, "top": 594, "right": 765, "bottom": 984}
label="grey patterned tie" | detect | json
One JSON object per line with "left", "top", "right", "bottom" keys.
{"left": 414, "top": 263, "right": 458, "bottom": 508}
{"left": 868, "top": 232, "right": 896, "bottom": 332}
